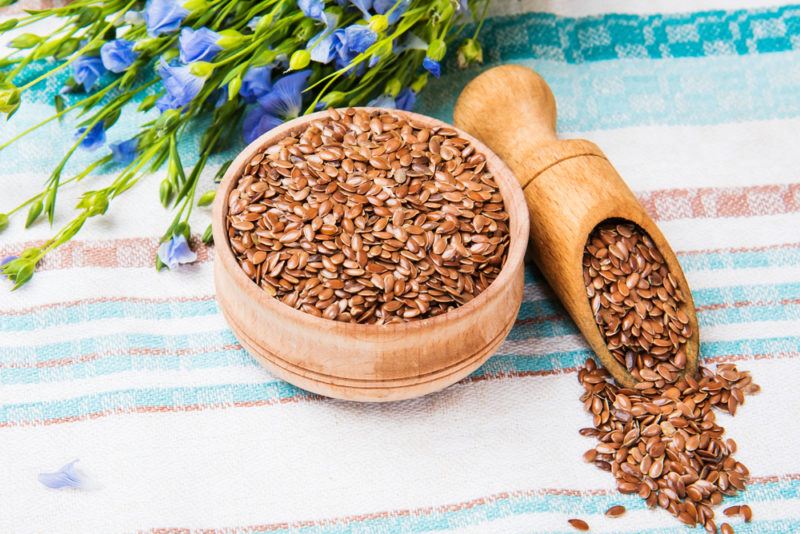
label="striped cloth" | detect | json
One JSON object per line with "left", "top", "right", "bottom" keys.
{"left": 1, "top": 1, "right": 799, "bottom": 532}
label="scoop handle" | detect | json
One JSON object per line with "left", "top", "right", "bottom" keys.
{"left": 454, "top": 65, "right": 560, "bottom": 183}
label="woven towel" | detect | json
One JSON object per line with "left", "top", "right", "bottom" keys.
{"left": 1, "top": 1, "right": 799, "bottom": 532}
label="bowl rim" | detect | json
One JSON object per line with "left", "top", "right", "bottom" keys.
{"left": 212, "top": 106, "right": 529, "bottom": 334}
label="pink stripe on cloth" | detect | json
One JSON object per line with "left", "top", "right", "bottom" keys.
{"left": 0, "top": 184, "right": 796, "bottom": 271}
{"left": 638, "top": 183, "right": 800, "bottom": 221}
{"left": 144, "top": 473, "right": 800, "bottom": 534}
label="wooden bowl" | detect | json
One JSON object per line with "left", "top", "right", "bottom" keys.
{"left": 212, "top": 108, "right": 529, "bottom": 402}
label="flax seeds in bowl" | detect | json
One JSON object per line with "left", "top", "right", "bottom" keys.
{"left": 224, "top": 107, "right": 511, "bottom": 324}
{"left": 212, "top": 107, "right": 528, "bottom": 401}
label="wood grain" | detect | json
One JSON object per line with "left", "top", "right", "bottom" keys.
{"left": 212, "top": 107, "right": 530, "bottom": 402}
{"left": 453, "top": 65, "right": 699, "bottom": 387}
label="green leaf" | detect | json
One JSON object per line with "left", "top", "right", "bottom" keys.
{"left": 197, "top": 190, "right": 216, "bottom": 207}
{"left": 54, "top": 94, "right": 66, "bottom": 117}
{"left": 202, "top": 223, "right": 213, "bottom": 245}
{"left": 25, "top": 200, "right": 43, "bottom": 228}
{"left": 103, "top": 108, "right": 122, "bottom": 129}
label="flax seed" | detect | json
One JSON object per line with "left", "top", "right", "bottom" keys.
{"left": 226, "top": 109, "right": 510, "bottom": 323}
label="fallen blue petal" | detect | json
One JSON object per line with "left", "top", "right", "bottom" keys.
{"left": 423, "top": 57, "right": 441, "bottom": 78}
{"left": 38, "top": 460, "right": 84, "bottom": 490}
{"left": 158, "top": 234, "right": 197, "bottom": 269}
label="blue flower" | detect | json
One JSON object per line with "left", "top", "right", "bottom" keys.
{"left": 110, "top": 138, "right": 138, "bottom": 164}
{"left": 308, "top": 13, "right": 340, "bottom": 64}
{"left": 1, "top": 255, "right": 17, "bottom": 268}
{"left": 179, "top": 27, "right": 222, "bottom": 63}
{"left": 144, "top": 0, "right": 189, "bottom": 36}
{"left": 239, "top": 65, "right": 273, "bottom": 103}
{"left": 244, "top": 70, "right": 310, "bottom": 143}
{"left": 100, "top": 39, "right": 138, "bottom": 73}
{"left": 395, "top": 88, "right": 416, "bottom": 110}
{"left": 423, "top": 56, "right": 441, "bottom": 78}
{"left": 257, "top": 70, "right": 311, "bottom": 119}
{"left": 344, "top": 24, "right": 377, "bottom": 54}
{"left": 298, "top": 0, "right": 325, "bottom": 20}
{"left": 158, "top": 234, "right": 197, "bottom": 269}
{"left": 72, "top": 56, "right": 105, "bottom": 92}
{"left": 75, "top": 123, "right": 105, "bottom": 151}
{"left": 374, "top": 0, "right": 409, "bottom": 23}
{"left": 155, "top": 59, "right": 206, "bottom": 111}
{"left": 367, "top": 94, "right": 395, "bottom": 108}
{"left": 349, "top": 0, "right": 372, "bottom": 19}
{"left": 242, "top": 106, "right": 284, "bottom": 143}
{"left": 38, "top": 460, "right": 85, "bottom": 490}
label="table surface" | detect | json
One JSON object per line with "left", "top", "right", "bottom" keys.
{"left": 1, "top": 1, "right": 799, "bottom": 532}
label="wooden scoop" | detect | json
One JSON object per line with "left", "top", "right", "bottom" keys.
{"left": 453, "top": 65, "right": 699, "bottom": 387}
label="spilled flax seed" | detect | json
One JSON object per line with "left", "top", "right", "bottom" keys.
{"left": 225, "top": 108, "right": 510, "bottom": 323}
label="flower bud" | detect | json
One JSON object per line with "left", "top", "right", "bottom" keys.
{"left": 296, "top": 18, "right": 318, "bottom": 41}
{"left": 289, "top": 49, "right": 311, "bottom": 71}
{"left": 456, "top": 38, "right": 483, "bottom": 68}
{"left": 197, "top": 190, "right": 216, "bottom": 207}
{"left": 182, "top": 0, "right": 207, "bottom": 12}
{"left": 25, "top": 200, "right": 43, "bottom": 228}
{"left": 160, "top": 178, "right": 174, "bottom": 207}
{"left": 0, "top": 86, "right": 20, "bottom": 115}
{"left": 217, "top": 29, "right": 244, "bottom": 49}
{"left": 189, "top": 61, "right": 214, "bottom": 77}
{"left": 321, "top": 91, "right": 346, "bottom": 107}
{"left": 227, "top": 77, "right": 242, "bottom": 101}
{"left": 410, "top": 73, "right": 428, "bottom": 93}
{"left": 368, "top": 14, "right": 389, "bottom": 34}
{"left": 255, "top": 13, "right": 274, "bottom": 34}
{"left": 0, "top": 213, "right": 8, "bottom": 231}
{"left": 87, "top": 193, "right": 109, "bottom": 216}
{"left": 384, "top": 78, "right": 402, "bottom": 98}
{"left": 0, "top": 18, "right": 19, "bottom": 32}
{"left": 9, "top": 33, "right": 42, "bottom": 49}
{"left": 427, "top": 39, "right": 446, "bottom": 61}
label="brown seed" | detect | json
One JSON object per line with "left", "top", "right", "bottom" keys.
{"left": 225, "top": 108, "right": 510, "bottom": 324}
{"left": 723, "top": 505, "right": 740, "bottom": 517}
{"left": 567, "top": 519, "right": 589, "bottom": 531}
{"left": 741, "top": 504, "right": 752, "bottom": 522}
{"left": 605, "top": 505, "right": 626, "bottom": 518}
{"left": 720, "top": 523, "right": 734, "bottom": 534}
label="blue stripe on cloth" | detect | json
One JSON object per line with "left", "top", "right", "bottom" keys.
{"left": 1, "top": 333, "right": 795, "bottom": 408}
{"left": 417, "top": 50, "right": 800, "bottom": 128}
{"left": 237, "top": 476, "right": 798, "bottom": 533}
{"left": 479, "top": 6, "right": 800, "bottom": 64}
{"left": 2, "top": 276, "right": 799, "bottom": 332}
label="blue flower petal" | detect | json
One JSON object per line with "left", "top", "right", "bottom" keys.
{"left": 110, "top": 138, "right": 138, "bottom": 164}
{"left": 349, "top": 0, "right": 372, "bottom": 19}
{"left": 72, "top": 56, "right": 106, "bottom": 92}
{"left": 1, "top": 255, "right": 17, "bottom": 267}
{"left": 367, "top": 94, "right": 395, "bottom": 109}
{"left": 298, "top": 0, "right": 325, "bottom": 20}
{"left": 100, "top": 39, "right": 138, "bottom": 73}
{"left": 144, "top": 0, "right": 189, "bottom": 36}
{"left": 239, "top": 65, "right": 273, "bottom": 103}
{"left": 344, "top": 24, "right": 377, "bottom": 54}
{"left": 156, "top": 59, "right": 206, "bottom": 110}
{"left": 75, "top": 123, "right": 106, "bottom": 151}
{"left": 374, "top": 0, "right": 409, "bottom": 24}
{"left": 179, "top": 27, "right": 222, "bottom": 63}
{"left": 242, "top": 107, "right": 284, "bottom": 143}
{"left": 423, "top": 57, "right": 441, "bottom": 78}
{"left": 395, "top": 88, "right": 416, "bottom": 111}
{"left": 158, "top": 235, "right": 197, "bottom": 270}
{"left": 256, "top": 70, "right": 311, "bottom": 119}
{"left": 38, "top": 460, "right": 84, "bottom": 490}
